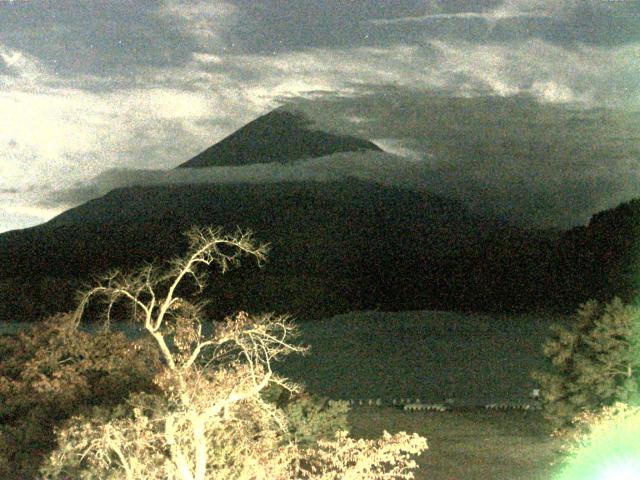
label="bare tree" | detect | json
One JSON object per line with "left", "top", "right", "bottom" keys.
{"left": 41, "top": 226, "right": 427, "bottom": 480}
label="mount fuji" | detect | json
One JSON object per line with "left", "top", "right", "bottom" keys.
{"left": 0, "top": 107, "right": 627, "bottom": 323}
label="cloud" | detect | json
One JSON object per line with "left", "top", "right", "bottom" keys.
{"left": 367, "top": 0, "right": 640, "bottom": 46}
{"left": 369, "top": 11, "right": 543, "bottom": 26}
{"left": 43, "top": 151, "right": 422, "bottom": 205}
{"left": 227, "top": 39, "right": 638, "bottom": 110}
{"left": 0, "top": 206, "right": 45, "bottom": 233}
{"left": 279, "top": 88, "right": 640, "bottom": 229}
{"left": 0, "top": 43, "right": 268, "bottom": 192}
{"left": 0, "top": 0, "right": 637, "bottom": 233}
{"left": 0, "top": 0, "right": 202, "bottom": 76}
{"left": 3, "top": 32, "right": 638, "bottom": 230}
{"left": 39, "top": 88, "right": 640, "bottom": 231}
{"left": 530, "top": 80, "right": 575, "bottom": 103}
{"left": 423, "top": 39, "right": 638, "bottom": 107}
{"left": 156, "top": 0, "right": 238, "bottom": 50}
{"left": 367, "top": 0, "right": 572, "bottom": 25}
{"left": 10, "top": 33, "right": 624, "bottom": 201}
{"left": 0, "top": 49, "right": 18, "bottom": 76}
{"left": 371, "top": 139, "right": 429, "bottom": 163}
{"left": 0, "top": 189, "right": 67, "bottom": 233}
{"left": 14, "top": 151, "right": 416, "bottom": 233}
{"left": 222, "top": 0, "right": 621, "bottom": 54}
{"left": 0, "top": 45, "right": 48, "bottom": 87}
{"left": 0, "top": 84, "right": 258, "bottom": 187}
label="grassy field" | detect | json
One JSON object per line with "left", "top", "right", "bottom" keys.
{"left": 348, "top": 406, "right": 566, "bottom": 480}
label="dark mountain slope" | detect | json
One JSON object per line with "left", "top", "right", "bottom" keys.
{"left": 553, "top": 197, "right": 640, "bottom": 307}
{"left": 0, "top": 178, "right": 557, "bottom": 321}
{"left": 176, "top": 108, "right": 382, "bottom": 168}
{"left": 1, "top": 179, "right": 490, "bottom": 278}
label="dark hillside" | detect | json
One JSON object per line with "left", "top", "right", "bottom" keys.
{"left": 0, "top": 179, "right": 558, "bottom": 321}
{"left": 3, "top": 101, "right": 633, "bottom": 322}
{"left": 554, "top": 197, "right": 640, "bottom": 307}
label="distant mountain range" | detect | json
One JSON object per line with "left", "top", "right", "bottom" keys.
{"left": 0, "top": 108, "right": 637, "bottom": 322}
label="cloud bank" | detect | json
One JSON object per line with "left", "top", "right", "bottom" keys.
{"left": 44, "top": 151, "right": 418, "bottom": 204}
{"left": 0, "top": 0, "right": 637, "bottom": 232}
{"left": 41, "top": 91, "right": 640, "bottom": 232}
{"left": 279, "top": 89, "right": 640, "bottom": 229}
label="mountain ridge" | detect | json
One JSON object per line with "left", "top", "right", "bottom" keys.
{"left": 0, "top": 177, "right": 560, "bottom": 320}
{"left": 0, "top": 107, "right": 637, "bottom": 322}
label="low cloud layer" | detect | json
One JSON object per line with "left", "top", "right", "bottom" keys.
{"left": 279, "top": 89, "right": 640, "bottom": 229}
{"left": 41, "top": 87, "right": 640, "bottom": 232}
{"left": 44, "top": 151, "right": 418, "bottom": 204}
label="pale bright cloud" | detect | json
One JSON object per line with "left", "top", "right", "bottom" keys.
{"left": 4, "top": 202, "right": 66, "bottom": 223}
{"left": 425, "top": 39, "right": 636, "bottom": 107}
{"left": 0, "top": 86, "right": 222, "bottom": 189}
{"left": 192, "top": 52, "right": 224, "bottom": 64}
{"left": 222, "top": 39, "right": 638, "bottom": 109}
{"left": 370, "top": 139, "right": 429, "bottom": 163}
{"left": 0, "top": 189, "right": 67, "bottom": 233}
{"left": 0, "top": 207, "right": 43, "bottom": 233}
{"left": 0, "top": 45, "right": 47, "bottom": 86}
{"left": 2, "top": 35, "right": 637, "bottom": 195}
{"left": 0, "top": 43, "right": 262, "bottom": 193}
{"left": 531, "top": 80, "right": 575, "bottom": 103}
{"left": 43, "top": 151, "right": 427, "bottom": 206}
{"left": 492, "top": 0, "right": 580, "bottom": 19}
{"left": 368, "top": 0, "right": 568, "bottom": 25}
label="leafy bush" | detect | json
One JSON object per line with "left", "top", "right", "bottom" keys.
{"left": 38, "top": 226, "right": 428, "bottom": 480}
{"left": 262, "top": 384, "right": 351, "bottom": 448}
{"left": 0, "top": 312, "right": 162, "bottom": 479}
{"left": 532, "top": 297, "right": 640, "bottom": 431}
{"left": 300, "top": 430, "right": 428, "bottom": 480}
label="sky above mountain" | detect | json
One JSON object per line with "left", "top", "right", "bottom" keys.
{"left": 1, "top": 0, "right": 639, "bottom": 232}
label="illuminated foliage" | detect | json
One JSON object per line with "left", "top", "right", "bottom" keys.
{"left": 0, "top": 312, "right": 162, "bottom": 479}
{"left": 532, "top": 297, "right": 640, "bottom": 431}
{"left": 39, "top": 226, "right": 427, "bottom": 480}
{"left": 261, "top": 384, "right": 351, "bottom": 448}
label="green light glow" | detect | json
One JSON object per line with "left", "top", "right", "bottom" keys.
{"left": 598, "top": 460, "right": 640, "bottom": 480}
{"left": 553, "top": 404, "right": 640, "bottom": 480}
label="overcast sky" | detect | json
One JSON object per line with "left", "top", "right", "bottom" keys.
{"left": 1, "top": 0, "right": 639, "bottom": 232}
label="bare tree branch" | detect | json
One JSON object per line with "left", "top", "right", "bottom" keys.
{"left": 43, "top": 226, "right": 427, "bottom": 480}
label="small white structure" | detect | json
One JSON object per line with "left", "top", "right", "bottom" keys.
{"left": 484, "top": 402, "right": 540, "bottom": 411}
{"left": 404, "top": 403, "right": 447, "bottom": 412}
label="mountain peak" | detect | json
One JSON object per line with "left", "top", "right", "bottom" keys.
{"left": 176, "top": 107, "right": 382, "bottom": 168}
